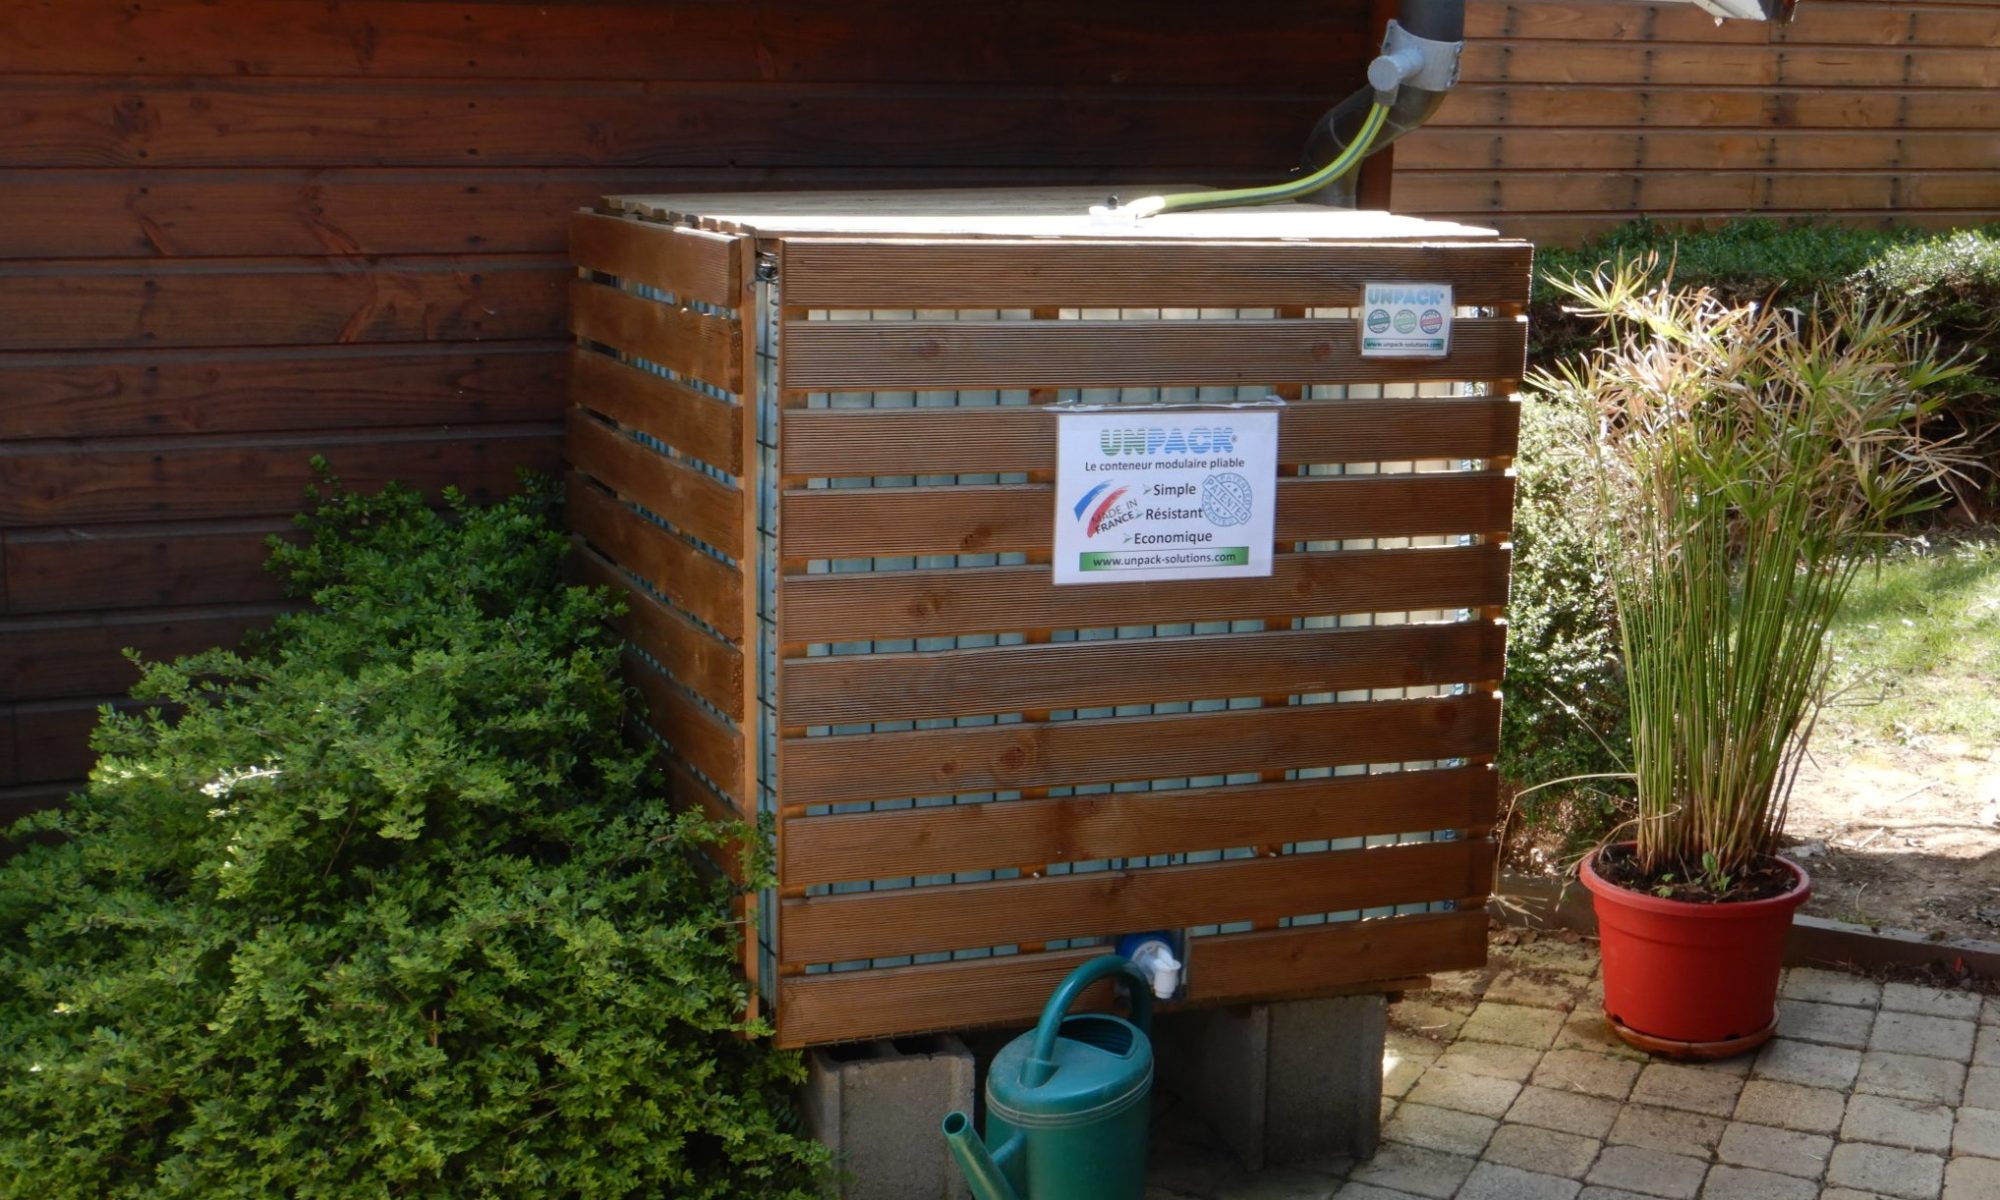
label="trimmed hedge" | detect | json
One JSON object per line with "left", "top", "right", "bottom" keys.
{"left": 0, "top": 478, "right": 827, "bottom": 1200}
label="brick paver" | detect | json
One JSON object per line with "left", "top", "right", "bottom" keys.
{"left": 1148, "top": 948, "right": 1995, "bottom": 1200}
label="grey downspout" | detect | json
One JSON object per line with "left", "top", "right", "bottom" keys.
{"left": 1298, "top": 0, "right": 1467, "bottom": 207}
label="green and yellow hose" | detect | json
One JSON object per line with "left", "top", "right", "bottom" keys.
{"left": 1119, "top": 101, "right": 1392, "bottom": 218}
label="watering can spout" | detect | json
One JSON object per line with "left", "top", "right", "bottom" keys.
{"left": 942, "top": 1111, "right": 1024, "bottom": 1200}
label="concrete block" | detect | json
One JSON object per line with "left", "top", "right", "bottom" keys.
{"left": 802, "top": 1035, "right": 975, "bottom": 1200}
{"left": 1156, "top": 994, "right": 1388, "bottom": 1170}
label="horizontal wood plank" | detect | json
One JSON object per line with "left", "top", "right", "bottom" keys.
{"left": 0, "top": 603, "right": 286, "bottom": 702}
{"left": 1400, "top": 168, "right": 2000, "bottom": 216}
{"left": 0, "top": 425, "right": 559, "bottom": 525}
{"left": 569, "top": 279, "right": 743, "bottom": 393}
{"left": 0, "top": 80, "right": 1328, "bottom": 171}
{"left": 1466, "top": 0, "right": 2000, "bottom": 48}
{"left": 0, "top": 0, "right": 1369, "bottom": 86}
{"left": 571, "top": 212, "right": 741, "bottom": 310}
{"left": 779, "top": 316, "right": 1526, "bottom": 390}
{"left": 0, "top": 343, "right": 565, "bottom": 440}
{"left": 627, "top": 654, "right": 747, "bottom": 811}
{"left": 565, "top": 475, "right": 745, "bottom": 642}
{"left": 566, "top": 408, "right": 744, "bottom": 555}
{"left": 1396, "top": 130, "right": 2000, "bottom": 172}
{"left": 784, "top": 763, "right": 1498, "bottom": 886}
{"left": 781, "top": 837, "right": 1493, "bottom": 964}
{"left": 777, "top": 238, "right": 1532, "bottom": 310}
{"left": 780, "top": 398, "right": 1520, "bottom": 478}
{"left": 1458, "top": 41, "right": 2000, "bottom": 90}
{"left": 0, "top": 256, "right": 566, "bottom": 352}
{"left": 569, "top": 543, "right": 744, "bottom": 722}
{"left": 1449, "top": 209, "right": 1994, "bottom": 247}
{"left": 0, "top": 167, "right": 1266, "bottom": 260}
{"left": 2, "top": 698, "right": 118, "bottom": 786}
{"left": 1, "top": 519, "right": 292, "bottom": 616}
{"left": 782, "top": 692, "right": 1501, "bottom": 806}
{"left": 781, "top": 471, "right": 1515, "bottom": 559}
{"left": 775, "top": 908, "right": 1484, "bottom": 1045}
{"left": 782, "top": 542, "right": 1511, "bottom": 644}
{"left": 781, "top": 620, "right": 1506, "bottom": 726}
{"left": 1430, "top": 83, "right": 2000, "bottom": 131}
{"left": 569, "top": 349, "right": 743, "bottom": 476}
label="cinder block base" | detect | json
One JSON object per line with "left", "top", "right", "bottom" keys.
{"left": 1155, "top": 994, "right": 1387, "bottom": 1170}
{"left": 801, "top": 1035, "right": 975, "bottom": 1200}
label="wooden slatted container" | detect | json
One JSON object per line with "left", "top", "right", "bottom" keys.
{"left": 565, "top": 190, "right": 1532, "bottom": 1047}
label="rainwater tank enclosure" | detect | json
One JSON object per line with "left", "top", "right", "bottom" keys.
{"left": 564, "top": 190, "right": 1532, "bottom": 1047}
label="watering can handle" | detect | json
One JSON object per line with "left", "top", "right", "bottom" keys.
{"left": 1023, "top": 954, "right": 1154, "bottom": 1088}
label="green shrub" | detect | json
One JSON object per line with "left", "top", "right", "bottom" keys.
{"left": 0, "top": 478, "right": 826, "bottom": 1200}
{"left": 1498, "top": 393, "right": 1630, "bottom": 849}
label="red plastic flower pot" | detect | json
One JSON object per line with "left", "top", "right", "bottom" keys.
{"left": 1580, "top": 843, "right": 1811, "bottom": 1059}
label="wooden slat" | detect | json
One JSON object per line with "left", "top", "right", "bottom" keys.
{"left": 0, "top": 80, "right": 1327, "bottom": 172}
{"left": 1, "top": 519, "right": 291, "bottom": 616}
{"left": 1458, "top": 41, "right": 2000, "bottom": 89}
{"left": 1466, "top": 0, "right": 2000, "bottom": 48}
{"left": 2, "top": 699, "right": 116, "bottom": 786}
{"left": 783, "top": 692, "right": 1501, "bottom": 806}
{"left": 1190, "top": 908, "right": 1488, "bottom": 1006}
{"left": 565, "top": 408, "right": 744, "bottom": 555}
{"left": 775, "top": 908, "right": 1484, "bottom": 1045}
{"left": 660, "top": 759, "right": 750, "bottom": 883}
{"left": 1455, "top": 209, "right": 1995, "bottom": 247}
{"left": 626, "top": 655, "right": 747, "bottom": 810}
{"left": 785, "top": 763, "right": 1497, "bottom": 886}
{"left": 569, "top": 542, "right": 744, "bottom": 721}
{"left": 0, "top": 426, "right": 559, "bottom": 526}
{"left": 0, "top": 256, "right": 566, "bottom": 352}
{"left": 781, "top": 471, "right": 1515, "bottom": 559}
{"left": 781, "top": 837, "right": 1493, "bottom": 964}
{"left": 781, "top": 619, "right": 1504, "bottom": 726}
{"left": 0, "top": 781, "right": 75, "bottom": 826}
{"left": 777, "top": 238, "right": 1532, "bottom": 309}
{"left": 1396, "top": 130, "right": 2000, "bottom": 172}
{"left": 782, "top": 542, "right": 1512, "bottom": 644}
{"left": 1430, "top": 84, "right": 2000, "bottom": 131}
{"left": 779, "top": 316, "right": 1526, "bottom": 391}
{"left": 569, "top": 348, "right": 742, "bottom": 475}
{"left": 0, "top": 343, "right": 564, "bottom": 441}
{"left": 0, "top": 603, "right": 286, "bottom": 702}
{"left": 571, "top": 212, "right": 741, "bottom": 310}
{"left": 780, "top": 397, "right": 1521, "bottom": 477}
{"left": 565, "top": 475, "right": 745, "bottom": 642}
{"left": 569, "top": 279, "right": 743, "bottom": 393}
{"left": 0, "top": 0, "right": 1370, "bottom": 86}
{"left": 1399, "top": 169, "right": 2000, "bottom": 216}
{"left": 0, "top": 167, "right": 1234, "bottom": 261}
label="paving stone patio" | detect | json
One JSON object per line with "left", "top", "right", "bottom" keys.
{"left": 1146, "top": 935, "right": 2000, "bottom": 1199}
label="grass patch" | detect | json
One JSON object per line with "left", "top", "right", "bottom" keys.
{"left": 1825, "top": 535, "right": 2000, "bottom": 744}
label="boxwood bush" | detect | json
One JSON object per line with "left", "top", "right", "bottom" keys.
{"left": 0, "top": 477, "right": 826, "bottom": 1199}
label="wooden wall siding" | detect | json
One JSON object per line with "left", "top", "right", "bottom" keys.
{"left": 1392, "top": 0, "right": 2000, "bottom": 242}
{"left": 574, "top": 208, "right": 1531, "bottom": 1044}
{"left": 0, "top": 0, "right": 1374, "bottom": 813}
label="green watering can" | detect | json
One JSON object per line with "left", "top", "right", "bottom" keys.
{"left": 941, "top": 955, "right": 1155, "bottom": 1200}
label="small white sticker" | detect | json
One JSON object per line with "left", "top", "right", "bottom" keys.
{"left": 1360, "top": 282, "right": 1452, "bottom": 358}
{"left": 1052, "top": 408, "right": 1279, "bottom": 586}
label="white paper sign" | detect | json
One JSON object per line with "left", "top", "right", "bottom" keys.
{"left": 1053, "top": 408, "right": 1279, "bottom": 585}
{"left": 1360, "top": 282, "right": 1453, "bottom": 358}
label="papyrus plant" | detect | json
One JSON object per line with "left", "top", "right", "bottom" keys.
{"left": 1532, "top": 260, "right": 1973, "bottom": 888}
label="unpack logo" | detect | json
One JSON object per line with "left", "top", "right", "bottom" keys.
{"left": 1071, "top": 482, "right": 1136, "bottom": 538}
{"left": 1096, "top": 426, "right": 1238, "bottom": 457}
